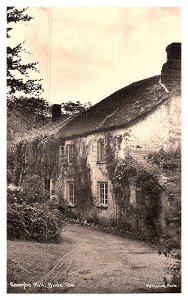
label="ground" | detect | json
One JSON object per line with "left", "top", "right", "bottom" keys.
{"left": 7, "top": 224, "right": 176, "bottom": 293}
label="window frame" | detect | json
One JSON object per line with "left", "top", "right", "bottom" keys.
{"left": 68, "top": 182, "right": 75, "bottom": 204}
{"left": 67, "top": 144, "right": 74, "bottom": 163}
{"left": 59, "top": 144, "right": 74, "bottom": 165}
{"left": 97, "top": 181, "right": 108, "bottom": 206}
{"left": 44, "top": 176, "right": 50, "bottom": 192}
{"left": 97, "top": 138, "right": 106, "bottom": 163}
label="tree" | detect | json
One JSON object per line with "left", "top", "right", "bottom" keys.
{"left": 61, "top": 101, "right": 92, "bottom": 115}
{"left": 7, "top": 7, "right": 44, "bottom": 108}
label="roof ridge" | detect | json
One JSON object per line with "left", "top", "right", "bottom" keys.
{"left": 55, "top": 75, "right": 168, "bottom": 140}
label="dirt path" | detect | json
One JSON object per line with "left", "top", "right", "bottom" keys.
{"left": 44, "top": 223, "right": 174, "bottom": 293}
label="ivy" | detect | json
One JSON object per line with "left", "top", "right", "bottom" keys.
{"left": 71, "top": 139, "right": 93, "bottom": 215}
{"left": 147, "top": 147, "right": 181, "bottom": 172}
{"left": 9, "top": 135, "right": 61, "bottom": 204}
{"left": 105, "top": 132, "right": 161, "bottom": 241}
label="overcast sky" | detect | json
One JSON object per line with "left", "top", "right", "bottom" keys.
{"left": 9, "top": 7, "right": 181, "bottom": 105}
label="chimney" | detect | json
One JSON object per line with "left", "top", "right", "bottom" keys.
{"left": 161, "top": 42, "right": 181, "bottom": 93}
{"left": 52, "top": 104, "right": 61, "bottom": 121}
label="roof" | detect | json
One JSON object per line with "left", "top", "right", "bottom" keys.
{"left": 13, "top": 115, "right": 74, "bottom": 144}
{"left": 55, "top": 75, "right": 169, "bottom": 140}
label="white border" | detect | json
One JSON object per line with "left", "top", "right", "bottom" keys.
{"left": 1, "top": 1, "right": 187, "bottom": 299}
{"left": 0, "top": 0, "right": 186, "bottom": 7}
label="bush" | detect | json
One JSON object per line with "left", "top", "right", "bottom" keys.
{"left": 7, "top": 189, "right": 24, "bottom": 204}
{"left": 7, "top": 202, "right": 63, "bottom": 243}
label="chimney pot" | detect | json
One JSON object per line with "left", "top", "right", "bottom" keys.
{"left": 161, "top": 42, "right": 181, "bottom": 93}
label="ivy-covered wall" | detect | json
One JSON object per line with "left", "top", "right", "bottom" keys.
{"left": 8, "top": 135, "right": 61, "bottom": 203}
{"left": 9, "top": 92, "right": 181, "bottom": 242}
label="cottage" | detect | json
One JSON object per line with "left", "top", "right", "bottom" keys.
{"left": 13, "top": 42, "right": 181, "bottom": 241}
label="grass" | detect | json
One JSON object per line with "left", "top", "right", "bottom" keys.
{"left": 7, "top": 238, "right": 71, "bottom": 293}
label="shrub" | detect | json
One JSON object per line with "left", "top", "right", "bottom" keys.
{"left": 7, "top": 189, "right": 24, "bottom": 204}
{"left": 7, "top": 202, "right": 63, "bottom": 243}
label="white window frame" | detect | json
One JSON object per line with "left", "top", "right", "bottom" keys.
{"left": 59, "top": 144, "right": 74, "bottom": 164}
{"left": 98, "top": 182, "right": 108, "bottom": 205}
{"left": 68, "top": 182, "right": 75, "bottom": 204}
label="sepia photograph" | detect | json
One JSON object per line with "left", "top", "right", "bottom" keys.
{"left": 6, "top": 3, "right": 181, "bottom": 294}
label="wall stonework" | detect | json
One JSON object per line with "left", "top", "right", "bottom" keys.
{"left": 168, "top": 95, "right": 181, "bottom": 150}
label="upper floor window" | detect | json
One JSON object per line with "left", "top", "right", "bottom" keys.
{"left": 97, "top": 138, "right": 106, "bottom": 162}
{"left": 59, "top": 144, "right": 74, "bottom": 164}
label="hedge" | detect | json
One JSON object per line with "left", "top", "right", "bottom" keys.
{"left": 7, "top": 202, "right": 63, "bottom": 243}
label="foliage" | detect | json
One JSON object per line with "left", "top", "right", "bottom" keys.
{"left": 105, "top": 132, "right": 161, "bottom": 241}
{"left": 7, "top": 7, "right": 32, "bottom": 31}
{"left": 159, "top": 245, "right": 181, "bottom": 292}
{"left": 61, "top": 101, "right": 91, "bottom": 115}
{"left": 8, "top": 96, "right": 49, "bottom": 119}
{"left": 8, "top": 141, "right": 26, "bottom": 185}
{"left": 147, "top": 147, "right": 181, "bottom": 172}
{"left": 147, "top": 148, "right": 181, "bottom": 291}
{"left": 147, "top": 148, "right": 181, "bottom": 241}
{"left": 7, "top": 199, "right": 63, "bottom": 243}
{"left": 60, "top": 139, "right": 93, "bottom": 217}
{"left": 7, "top": 7, "right": 44, "bottom": 110}
{"left": 8, "top": 135, "right": 60, "bottom": 197}
{"left": 73, "top": 143, "right": 93, "bottom": 215}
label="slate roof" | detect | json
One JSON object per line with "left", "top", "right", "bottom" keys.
{"left": 55, "top": 75, "right": 169, "bottom": 140}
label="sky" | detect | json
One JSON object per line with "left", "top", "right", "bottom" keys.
{"left": 8, "top": 7, "right": 181, "bottom": 105}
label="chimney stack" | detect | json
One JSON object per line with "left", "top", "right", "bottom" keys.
{"left": 52, "top": 104, "right": 61, "bottom": 121}
{"left": 161, "top": 42, "right": 181, "bottom": 93}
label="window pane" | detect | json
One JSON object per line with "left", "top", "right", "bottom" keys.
{"left": 68, "top": 145, "right": 74, "bottom": 163}
{"left": 60, "top": 145, "right": 75, "bottom": 164}
{"left": 60, "top": 145, "right": 68, "bottom": 164}
{"left": 98, "top": 139, "right": 106, "bottom": 161}
{"left": 100, "top": 141, "right": 104, "bottom": 161}
{"left": 98, "top": 182, "right": 108, "bottom": 205}
{"left": 69, "top": 183, "right": 75, "bottom": 203}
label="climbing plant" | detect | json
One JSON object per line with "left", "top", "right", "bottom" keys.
{"left": 148, "top": 148, "right": 181, "bottom": 291}
{"left": 147, "top": 147, "right": 181, "bottom": 245}
{"left": 71, "top": 139, "right": 93, "bottom": 216}
{"left": 8, "top": 134, "right": 61, "bottom": 204}
{"left": 104, "top": 132, "right": 162, "bottom": 241}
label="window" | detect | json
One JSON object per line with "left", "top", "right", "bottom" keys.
{"left": 44, "top": 176, "right": 50, "bottom": 192}
{"left": 115, "top": 135, "right": 122, "bottom": 146}
{"left": 25, "top": 146, "right": 32, "bottom": 164}
{"left": 60, "top": 144, "right": 74, "bottom": 164}
{"left": 97, "top": 138, "right": 106, "bottom": 162}
{"left": 68, "top": 182, "right": 75, "bottom": 204}
{"left": 50, "top": 189, "right": 57, "bottom": 201}
{"left": 68, "top": 144, "right": 74, "bottom": 163}
{"left": 98, "top": 182, "right": 108, "bottom": 205}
